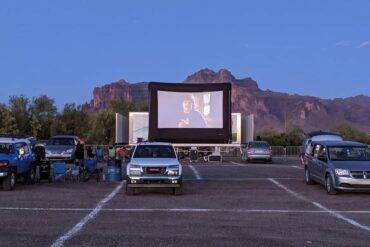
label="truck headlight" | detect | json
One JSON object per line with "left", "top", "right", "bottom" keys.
{"left": 167, "top": 165, "right": 179, "bottom": 176}
{"left": 129, "top": 164, "right": 141, "bottom": 176}
{"left": 334, "top": 169, "right": 350, "bottom": 176}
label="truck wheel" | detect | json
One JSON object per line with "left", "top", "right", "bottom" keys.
{"left": 25, "top": 166, "right": 36, "bottom": 184}
{"left": 173, "top": 187, "right": 182, "bottom": 195}
{"left": 3, "top": 170, "right": 16, "bottom": 190}
{"left": 326, "top": 175, "right": 337, "bottom": 195}
{"left": 126, "top": 186, "right": 135, "bottom": 196}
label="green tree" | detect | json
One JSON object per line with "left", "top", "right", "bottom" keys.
{"left": 30, "top": 95, "right": 57, "bottom": 139}
{"left": 51, "top": 103, "right": 91, "bottom": 138}
{"left": 255, "top": 127, "right": 305, "bottom": 146}
{"left": 332, "top": 123, "right": 370, "bottom": 144}
{"left": 0, "top": 104, "right": 18, "bottom": 135}
{"left": 88, "top": 110, "right": 115, "bottom": 144}
{"left": 8, "top": 95, "right": 30, "bottom": 135}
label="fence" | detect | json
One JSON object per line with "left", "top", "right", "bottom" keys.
{"left": 83, "top": 144, "right": 302, "bottom": 159}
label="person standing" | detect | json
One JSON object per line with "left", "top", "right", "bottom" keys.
{"left": 75, "top": 139, "right": 85, "bottom": 167}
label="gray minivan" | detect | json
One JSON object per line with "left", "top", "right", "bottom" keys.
{"left": 304, "top": 140, "right": 370, "bottom": 194}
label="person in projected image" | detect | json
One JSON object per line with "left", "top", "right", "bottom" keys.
{"left": 177, "top": 94, "right": 207, "bottom": 128}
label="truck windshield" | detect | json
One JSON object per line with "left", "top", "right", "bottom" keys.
{"left": 328, "top": 146, "right": 370, "bottom": 161}
{"left": 0, "top": 143, "right": 13, "bottom": 154}
{"left": 48, "top": 138, "right": 75, "bottom": 146}
{"left": 133, "top": 145, "right": 176, "bottom": 158}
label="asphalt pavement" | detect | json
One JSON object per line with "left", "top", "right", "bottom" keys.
{"left": 1, "top": 157, "right": 370, "bottom": 247}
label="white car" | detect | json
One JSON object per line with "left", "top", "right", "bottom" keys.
{"left": 126, "top": 142, "right": 182, "bottom": 195}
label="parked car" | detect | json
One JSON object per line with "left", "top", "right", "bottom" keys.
{"left": 0, "top": 137, "right": 36, "bottom": 190}
{"left": 45, "top": 135, "right": 79, "bottom": 163}
{"left": 299, "top": 131, "right": 343, "bottom": 165}
{"left": 304, "top": 140, "right": 370, "bottom": 194}
{"left": 241, "top": 141, "right": 272, "bottom": 163}
{"left": 126, "top": 142, "right": 182, "bottom": 195}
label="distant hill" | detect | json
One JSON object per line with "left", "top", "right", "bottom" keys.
{"left": 84, "top": 68, "right": 370, "bottom": 133}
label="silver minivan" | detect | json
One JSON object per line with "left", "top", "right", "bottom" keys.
{"left": 304, "top": 140, "right": 370, "bottom": 194}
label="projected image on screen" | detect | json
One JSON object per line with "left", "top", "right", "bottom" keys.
{"left": 158, "top": 91, "right": 223, "bottom": 128}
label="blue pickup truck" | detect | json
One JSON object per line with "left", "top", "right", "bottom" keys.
{"left": 0, "top": 137, "right": 36, "bottom": 190}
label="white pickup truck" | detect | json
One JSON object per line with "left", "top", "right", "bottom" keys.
{"left": 126, "top": 142, "right": 182, "bottom": 195}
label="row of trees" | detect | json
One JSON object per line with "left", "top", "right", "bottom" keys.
{"left": 0, "top": 95, "right": 147, "bottom": 144}
{"left": 255, "top": 123, "right": 370, "bottom": 146}
{"left": 1, "top": 94, "right": 369, "bottom": 145}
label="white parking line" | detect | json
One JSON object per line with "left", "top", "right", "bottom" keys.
{"left": 230, "top": 161, "right": 243, "bottom": 166}
{"left": 50, "top": 181, "right": 124, "bottom": 247}
{"left": 292, "top": 166, "right": 304, "bottom": 170}
{"left": 269, "top": 178, "right": 370, "bottom": 233}
{"left": 184, "top": 178, "right": 301, "bottom": 181}
{"left": 230, "top": 161, "right": 302, "bottom": 169}
{"left": 312, "top": 202, "right": 370, "bottom": 232}
{"left": 1, "top": 207, "right": 370, "bottom": 214}
{"left": 188, "top": 165, "right": 202, "bottom": 180}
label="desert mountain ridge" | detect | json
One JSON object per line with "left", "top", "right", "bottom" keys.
{"left": 84, "top": 68, "right": 370, "bottom": 133}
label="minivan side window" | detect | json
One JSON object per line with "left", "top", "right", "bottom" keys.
{"left": 313, "top": 144, "right": 321, "bottom": 158}
{"left": 318, "top": 147, "right": 327, "bottom": 162}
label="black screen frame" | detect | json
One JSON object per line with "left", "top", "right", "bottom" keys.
{"left": 148, "top": 82, "right": 232, "bottom": 143}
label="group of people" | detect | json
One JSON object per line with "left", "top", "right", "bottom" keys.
{"left": 74, "top": 140, "right": 129, "bottom": 167}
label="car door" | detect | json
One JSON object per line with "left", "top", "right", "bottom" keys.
{"left": 316, "top": 145, "right": 329, "bottom": 182}
{"left": 310, "top": 144, "right": 323, "bottom": 181}
{"left": 304, "top": 142, "right": 316, "bottom": 177}
{"left": 15, "top": 142, "right": 27, "bottom": 173}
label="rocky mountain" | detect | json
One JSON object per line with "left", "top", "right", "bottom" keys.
{"left": 84, "top": 68, "right": 370, "bottom": 133}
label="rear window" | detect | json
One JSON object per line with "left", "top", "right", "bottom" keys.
{"left": 248, "top": 142, "right": 270, "bottom": 148}
{"left": 133, "top": 145, "right": 176, "bottom": 158}
{"left": 48, "top": 138, "right": 76, "bottom": 146}
{"left": 0, "top": 143, "right": 13, "bottom": 154}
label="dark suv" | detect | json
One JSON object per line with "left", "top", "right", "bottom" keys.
{"left": 304, "top": 140, "right": 370, "bottom": 194}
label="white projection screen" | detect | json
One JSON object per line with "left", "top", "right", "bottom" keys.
{"left": 148, "top": 82, "right": 231, "bottom": 143}
{"left": 158, "top": 91, "right": 223, "bottom": 129}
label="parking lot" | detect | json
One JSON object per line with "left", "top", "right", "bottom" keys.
{"left": 1, "top": 157, "right": 370, "bottom": 247}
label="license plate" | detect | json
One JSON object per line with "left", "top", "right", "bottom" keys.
{"left": 148, "top": 168, "right": 160, "bottom": 172}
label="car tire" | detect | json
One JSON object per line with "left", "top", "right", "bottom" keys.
{"left": 48, "top": 168, "right": 54, "bottom": 183}
{"left": 173, "top": 187, "right": 182, "bottom": 195}
{"left": 126, "top": 186, "right": 135, "bottom": 196}
{"left": 304, "top": 167, "right": 314, "bottom": 185}
{"left": 25, "top": 166, "right": 36, "bottom": 184}
{"left": 3, "top": 170, "right": 16, "bottom": 190}
{"left": 326, "top": 174, "right": 337, "bottom": 195}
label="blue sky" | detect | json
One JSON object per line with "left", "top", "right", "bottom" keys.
{"left": 0, "top": 0, "right": 369, "bottom": 109}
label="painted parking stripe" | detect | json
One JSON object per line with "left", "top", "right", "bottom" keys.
{"left": 230, "top": 161, "right": 303, "bottom": 169}
{"left": 183, "top": 178, "right": 301, "bottom": 181}
{"left": 1, "top": 207, "right": 370, "bottom": 214}
{"left": 188, "top": 165, "right": 202, "bottom": 180}
{"left": 50, "top": 181, "right": 124, "bottom": 247}
{"left": 292, "top": 166, "right": 304, "bottom": 170}
{"left": 269, "top": 178, "right": 370, "bottom": 233}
